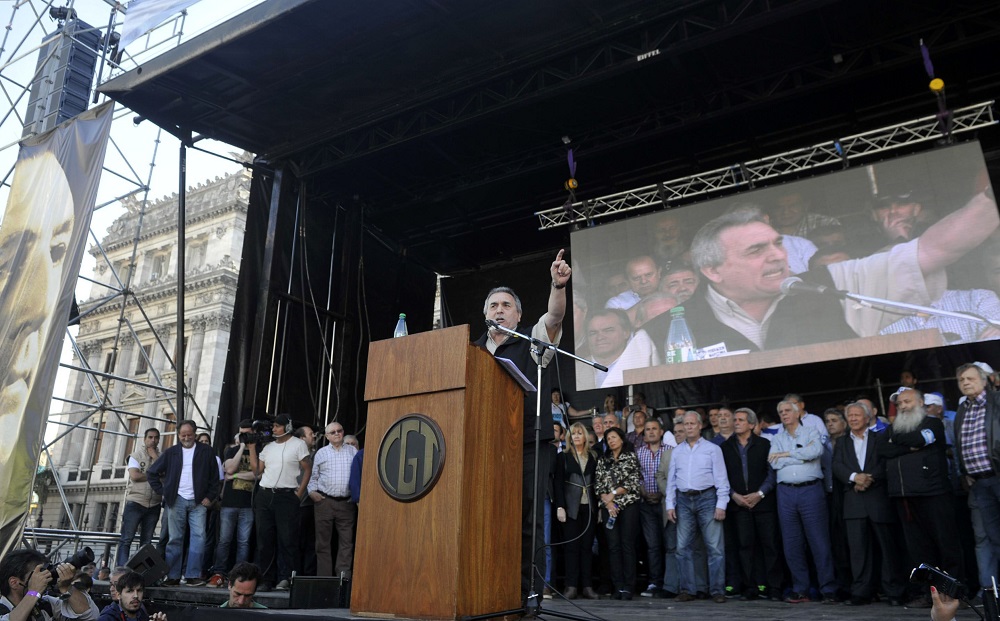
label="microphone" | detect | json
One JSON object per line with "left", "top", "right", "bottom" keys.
{"left": 486, "top": 319, "right": 499, "bottom": 330}
{"left": 780, "top": 276, "right": 847, "bottom": 299}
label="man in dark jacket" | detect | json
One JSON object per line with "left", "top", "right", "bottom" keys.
{"left": 472, "top": 249, "right": 570, "bottom": 603}
{"left": 878, "top": 388, "right": 964, "bottom": 606}
{"left": 98, "top": 572, "right": 166, "bottom": 621}
{"left": 147, "top": 420, "right": 222, "bottom": 586}
{"left": 832, "top": 401, "right": 905, "bottom": 606}
{"left": 954, "top": 362, "right": 1000, "bottom": 581}
{"left": 721, "top": 407, "right": 782, "bottom": 600}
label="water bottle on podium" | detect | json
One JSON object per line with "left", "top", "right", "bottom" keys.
{"left": 393, "top": 313, "right": 408, "bottom": 338}
{"left": 664, "top": 306, "right": 696, "bottom": 363}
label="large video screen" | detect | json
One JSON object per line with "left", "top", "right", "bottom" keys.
{"left": 570, "top": 142, "right": 1000, "bottom": 390}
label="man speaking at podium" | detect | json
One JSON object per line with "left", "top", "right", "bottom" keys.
{"left": 474, "top": 249, "right": 572, "bottom": 605}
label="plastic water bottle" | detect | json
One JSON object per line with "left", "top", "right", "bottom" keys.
{"left": 665, "top": 306, "right": 696, "bottom": 363}
{"left": 393, "top": 313, "right": 408, "bottom": 338}
{"left": 605, "top": 506, "right": 618, "bottom": 530}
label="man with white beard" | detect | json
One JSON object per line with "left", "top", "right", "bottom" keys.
{"left": 878, "top": 387, "right": 964, "bottom": 608}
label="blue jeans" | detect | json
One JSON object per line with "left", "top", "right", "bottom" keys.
{"left": 664, "top": 520, "right": 707, "bottom": 593}
{"left": 970, "top": 476, "right": 1000, "bottom": 581}
{"left": 116, "top": 501, "right": 161, "bottom": 567}
{"left": 675, "top": 490, "right": 724, "bottom": 595}
{"left": 777, "top": 481, "right": 835, "bottom": 594}
{"left": 165, "top": 498, "right": 207, "bottom": 579}
{"left": 211, "top": 507, "right": 254, "bottom": 574}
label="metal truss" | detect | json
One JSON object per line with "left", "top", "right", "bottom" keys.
{"left": 0, "top": 0, "right": 207, "bottom": 545}
{"left": 536, "top": 101, "right": 997, "bottom": 229}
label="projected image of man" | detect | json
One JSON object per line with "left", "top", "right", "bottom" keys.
{"left": 576, "top": 309, "right": 659, "bottom": 389}
{"left": 666, "top": 191, "right": 997, "bottom": 353}
{"left": 606, "top": 256, "right": 661, "bottom": 311}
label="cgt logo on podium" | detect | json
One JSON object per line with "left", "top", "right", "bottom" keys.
{"left": 377, "top": 414, "right": 446, "bottom": 501}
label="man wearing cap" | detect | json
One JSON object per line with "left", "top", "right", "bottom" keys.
{"left": 878, "top": 387, "right": 963, "bottom": 607}
{"left": 248, "top": 415, "right": 311, "bottom": 591}
{"left": 954, "top": 363, "right": 1000, "bottom": 583}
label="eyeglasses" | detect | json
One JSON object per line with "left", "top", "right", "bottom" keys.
{"left": 327, "top": 430, "right": 344, "bottom": 435}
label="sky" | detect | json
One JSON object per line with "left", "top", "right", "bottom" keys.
{"left": 0, "top": 0, "right": 265, "bottom": 446}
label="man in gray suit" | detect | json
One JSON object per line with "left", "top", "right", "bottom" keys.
{"left": 831, "top": 401, "right": 905, "bottom": 606}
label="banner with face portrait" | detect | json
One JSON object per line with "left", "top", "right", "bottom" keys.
{"left": 0, "top": 102, "right": 113, "bottom": 558}
{"left": 570, "top": 141, "right": 1000, "bottom": 391}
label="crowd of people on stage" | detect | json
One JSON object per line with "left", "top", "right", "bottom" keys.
{"left": 543, "top": 365, "right": 1000, "bottom": 608}
{"left": 111, "top": 415, "right": 361, "bottom": 594}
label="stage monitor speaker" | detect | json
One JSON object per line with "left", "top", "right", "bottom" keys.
{"left": 288, "top": 576, "right": 350, "bottom": 609}
{"left": 125, "top": 544, "right": 169, "bottom": 586}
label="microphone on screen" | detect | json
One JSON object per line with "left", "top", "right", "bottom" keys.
{"left": 779, "top": 276, "right": 848, "bottom": 299}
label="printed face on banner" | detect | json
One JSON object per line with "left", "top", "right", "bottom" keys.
{"left": 570, "top": 142, "right": 1000, "bottom": 390}
{"left": 0, "top": 153, "right": 75, "bottom": 459}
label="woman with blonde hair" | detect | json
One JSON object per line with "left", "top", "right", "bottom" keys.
{"left": 554, "top": 422, "right": 599, "bottom": 599}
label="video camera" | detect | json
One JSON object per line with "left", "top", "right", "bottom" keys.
{"left": 43, "top": 547, "right": 94, "bottom": 587}
{"left": 910, "top": 563, "right": 968, "bottom": 600}
{"left": 238, "top": 419, "right": 275, "bottom": 446}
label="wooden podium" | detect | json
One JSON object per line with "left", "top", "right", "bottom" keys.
{"left": 352, "top": 325, "right": 523, "bottom": 620}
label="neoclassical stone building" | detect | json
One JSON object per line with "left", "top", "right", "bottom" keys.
{"left": 38, "top": 168, "right": 249, "bottom": 538}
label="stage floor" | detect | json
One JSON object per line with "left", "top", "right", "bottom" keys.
{"left": 132, "top": 582, "right": 939, "bottom": 621}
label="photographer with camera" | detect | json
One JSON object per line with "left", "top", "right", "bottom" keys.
{"left": 0, "top": 549, "right": 99, "bottom": 621}
{"left": 206, "top": 420, "right": 260, "bottom": 587}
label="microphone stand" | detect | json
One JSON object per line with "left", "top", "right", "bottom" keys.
{"left": 842, "top": 292, "right": 1000, "bottom": 330}
{"left": 464, "top": 321, "right": 606, "bottom": 621}
{"left": 812, "top": 287, "right": 1000, "bottom": 331}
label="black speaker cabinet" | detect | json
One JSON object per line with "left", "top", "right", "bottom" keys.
{"left": 289, "top": 576, "right": 351, "bottom": 609}
{"left": 125, "top": 543, "right": 169, "bottom": 586}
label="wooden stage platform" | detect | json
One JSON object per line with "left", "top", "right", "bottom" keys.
{"left": 97, "top": 582, "right": 943, "bottom": 621}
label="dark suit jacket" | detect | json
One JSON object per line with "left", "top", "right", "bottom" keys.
{"left": 832, "top": 430, "right": 894, "bottom": 522}
{"left": 553, "top": 449, "right": 598, "bottom": 521}
{"left": 878, "top": 416, "right": 950, "bottom": 497}
{"left": 720, "top": 434, "right": 777, "bottom": 513}
{"left": 147, "top": 442, "right": 222, "bottom": 507}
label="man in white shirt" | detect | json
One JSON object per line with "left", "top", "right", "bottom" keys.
{"left": 307, "top": 422, "right": 358, "bottom": 579}
{"left": 575, "top": 309, "right": 659, "bottom": 389}
{"left": 146, "top": 420, "right": 221, "bottom": 586}
{"left": 248, "top": 415, "right": 311, "bottom": 591}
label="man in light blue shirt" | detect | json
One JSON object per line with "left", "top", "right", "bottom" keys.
{"left": 768, "top": 400, "right": 837, "bottom": 604}
{"left": 665, "top": 411, "right": 730, "bottom": 603}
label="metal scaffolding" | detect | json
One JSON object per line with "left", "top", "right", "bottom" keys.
{"left": 0, "top": 0, "right": 214, "bottom": 548}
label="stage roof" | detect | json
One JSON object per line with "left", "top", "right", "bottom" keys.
{"left": 100, "top": 0, "right": 1000, "bottom": 274}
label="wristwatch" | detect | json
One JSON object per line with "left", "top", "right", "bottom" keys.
{"left": 612, "top": 489, "right": 618, "bottom": 496}
{"left": 758, "top": 491, "right": 765, "bottom": 499}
